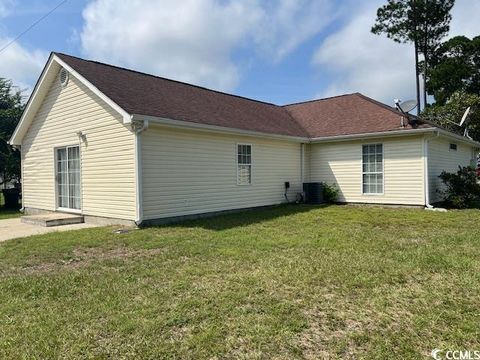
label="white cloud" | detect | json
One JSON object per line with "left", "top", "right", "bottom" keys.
{"left": 312, "top": 0, "right": 416, "bottom": 104}
{"left": 449, "top": 0, "right": 480, "bottom": 39}
{"left": 0, "top": 0, "right": 14, "bottom": 18}
{"left": 0, "top": 38, "right": 47, "bottom": 96}
{"left": 81, "top": 0, "right": 263, "bottom": 91}
{"left": 80, "top": 0, "right": 337, "bottom": 91}
{"left": 254, "top": 0, "right": 337, "bottom": 62}
{"left": 312, "top": 0, "right": 480, "bottom": 104}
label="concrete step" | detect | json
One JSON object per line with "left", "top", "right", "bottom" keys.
{"left": 21, "top": 213, "right": 84, "bottom": 227}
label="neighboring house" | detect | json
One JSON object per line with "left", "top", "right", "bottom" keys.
{"left": 9, "top": 53, "right": 480, "bottom": 226}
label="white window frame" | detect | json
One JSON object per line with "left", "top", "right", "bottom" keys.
{"left": 361, "top": 143, "right": 384, "bottom": 196}
{"left": 236, "top": 143, "right": 252, "bottom": 186}
{"left": 54, "top": 144, "right": 82, "bottom": 213}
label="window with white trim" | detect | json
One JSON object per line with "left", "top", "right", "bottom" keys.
{"left": 362, "top": 144, "right": 383, "bottom": 194}
{"left": 237, "top": 144, "right": 251, "bottom": 185}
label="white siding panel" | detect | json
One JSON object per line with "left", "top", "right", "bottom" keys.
{"left": 141, "top": 125, "right": 302, "bottom": 219}
{"left": 22, "top": 70, "right": 136, "bottom": 220}
{"left": 428, "top": 137, "right": 476, "bottom": 203}
{"left": 303, "top": 143, "right": 311, "bottom": 182}
{"left": 309, "top": 136, "right": 425, "bottom": 205}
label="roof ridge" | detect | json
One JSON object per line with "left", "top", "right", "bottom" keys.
{"left": 53, "top": 52, "right": 280, "bottom": 108}
{"left": 353, "top": 93, "right": 405, "bottom": 117}
{"left": 283, "top": 93, "right": 359, "bottom": 107}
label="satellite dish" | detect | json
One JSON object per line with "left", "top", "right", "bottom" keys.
{"left": 459, "top": 106, "right": 471, "bottom": 127}
{"left": 396, "top": 99, "right": 417, "bottom": 113}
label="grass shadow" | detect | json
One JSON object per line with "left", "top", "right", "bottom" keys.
{"left": 161, "top": 204, "right": 331, "bottom": 231}
{"left": 0, "top": 207, "right": 22, "bottom": 220}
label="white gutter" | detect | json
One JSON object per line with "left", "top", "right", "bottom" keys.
{"left": 133, "top": 119, "right": 149, "bottom": 226}
{"left": 300, "top": 143, "right": 305, "bottom": 183}
{"left": 310, "top": 128, "right": 436, "bottom": 143}
{"left": 435, "top": 128, "right": 480, "bottom": 148}
{"left": 131, "top": 114, "right": 308, "bottom": 143}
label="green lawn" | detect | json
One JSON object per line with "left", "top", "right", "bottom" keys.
{"left": 0, "top": 205, "right": 479, "bottom": 359}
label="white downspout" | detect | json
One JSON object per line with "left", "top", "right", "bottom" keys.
{"left": 300, "top": 143, "right": 305, "bottom": 184}
{"left": 133, "top": 119, "right": 149, "bottom": 226}
{"left": 424, "top": 131, "right": 440, "bottom": 209}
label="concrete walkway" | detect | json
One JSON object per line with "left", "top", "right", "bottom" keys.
{"left": 0, "top": 218, "right": 101, "bottom": 242}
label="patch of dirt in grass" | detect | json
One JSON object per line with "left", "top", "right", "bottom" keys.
{"left": 298, "top": 285, "right": 417, "bottom": 359}
{"left": 299, "top": 306, "right": 375, "bottom": 359}
{"left": 168, "top": 325, "right": 193, "bottom": 343}
{"left": 17, "top": 246, "right": 165, "bottom": 275}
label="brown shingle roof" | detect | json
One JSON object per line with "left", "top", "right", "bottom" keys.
{"left": 55, "top": 53, "right": 309, "bottom": 138}
{"left": 55, "top": 52, "right": 432, "bottom": 139}
{"left": 284, "top": 93, "right": 432, "bottom": 138}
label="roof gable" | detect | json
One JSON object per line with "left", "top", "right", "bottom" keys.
{"left": 9, "top": 53, "right": 131, "bottom": 145}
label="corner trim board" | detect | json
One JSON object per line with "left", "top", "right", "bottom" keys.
{"left": 133, "top": 119, "right": 148, "bottom": 225}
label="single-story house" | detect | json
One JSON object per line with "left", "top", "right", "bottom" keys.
{"left": 10, "top": 53, "right": 480, "bottom": 226}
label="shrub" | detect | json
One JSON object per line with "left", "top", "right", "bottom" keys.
{"left": 322, "top": 183, "right": 340, "bottom": 203}
{"left": 438, "top": 166, "right": 480, "bottom": 208}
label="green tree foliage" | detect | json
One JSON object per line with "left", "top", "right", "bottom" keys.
{"left": 0, "top": 78, "right": 24, "bottom": 186}
{"left": 422, "top": 92, "right": 480, "bottom": 140}
{"left": 427, "top": 35, "right": 480, "bottom": 105}
{"left": 438, "top": 166, "right": 480, "bottom": 208}
{"left": 372, "top": 0, "right": 455, "bottom": 111}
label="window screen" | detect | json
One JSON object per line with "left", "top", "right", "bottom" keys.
{"left": 237, "top": 144, "right": 251, "bottom": 185}
{"left": 362, "top": 144, "right": 383, "bottom": 194}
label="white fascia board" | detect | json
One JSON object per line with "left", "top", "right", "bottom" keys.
{"left": 436, "top": 129, "right": 480, "bottom": 148}
{"left": 53, "top": 55, "right": 131, "bottom": 124}
{"left": 131, "top": 114, "right": 308, "bottom": 142}
{"left": 309, "top": 128, "right": 436, "bottom": 144}
{"left": 310, "top": 127, "right": 480, "bottom": 148}
{"left": 9, "top": 54, "right": 131, "bottom": 146}
{"left": 9, "top": 54, "right": 55, "bottom": 145}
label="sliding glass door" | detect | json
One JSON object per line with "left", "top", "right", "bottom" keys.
{"left": 56, "top": 146, "right": 81, "bottom": 210}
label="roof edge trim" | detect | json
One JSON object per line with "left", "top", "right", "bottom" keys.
{"left": 131, "top": 114, "right": 309, "bottom": 142}
{"left": 53, "top": 54, "right": 131, "bottom": 123}
{"left": 310, "top": 128, "right": 436, "bottom": 143}
{"left": 311, "top": 127, "right": 480, "bottom": 147}
{"left": 436, "top": 128, "right": 480, "bottom": 148}
{"left": 9, "top": 53, "right": 54, "bottom": 145}
{"left": 9, "top": 53, "right": 132, "bottom": 145}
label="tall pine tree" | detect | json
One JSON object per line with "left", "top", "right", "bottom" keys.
{"left": 372, "top": 0, "right": 454, "bottom": 113}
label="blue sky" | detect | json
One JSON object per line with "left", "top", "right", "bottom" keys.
{"left": 0, "top": 0, "right": 479, "bottom": 106}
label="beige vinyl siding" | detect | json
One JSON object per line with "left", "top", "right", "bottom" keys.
{"left": 309, "top": 135, "right": 425, "bottom": 205}
{"left": 141, "top": 125, "right": 302, "bottom": 219}
{"left": 22, "top": 69, "right": 136, "bottom": 220}
{"left": 428, "top": 137, "right": 476, "bottom": 203}
{"left": 303, "top": 143, "right": 311, "bottom": 182}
